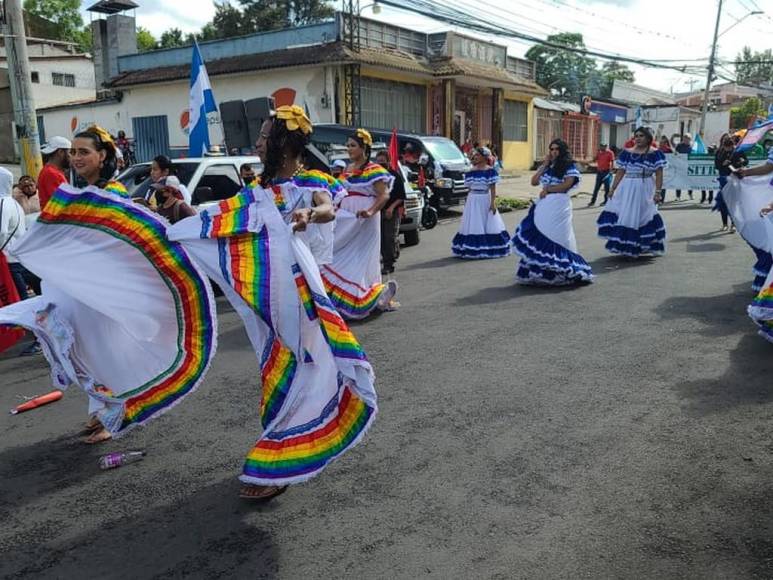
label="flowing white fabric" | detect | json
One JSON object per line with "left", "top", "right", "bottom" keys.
{"left": 722, "top": 175, "right": 773, "bottom": 256}
{"left": 604, "top": 176, "right": 659, "bottom": 230}
{"left": 330, "top": 198, "right": 382, "bottom": 288}
{"left": 533, "top": 194, "right": 578, "bottom": 252}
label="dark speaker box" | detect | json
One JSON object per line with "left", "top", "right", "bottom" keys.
{"left": 246, "top": 97, "right": 276, "bottom": 144}
{"left": 219, "top": 100, "right": 250, "bottom": 149}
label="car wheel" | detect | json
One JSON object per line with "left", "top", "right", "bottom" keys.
{"left": 403, "top": 229, "right": 420, "bottom": 246}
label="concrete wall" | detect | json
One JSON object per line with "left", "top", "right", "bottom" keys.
{"left": 28, "top": 59, "right": 95, "bottom": 108}
{"left": 39, "top": 66, "right": 334, "bottom": 151}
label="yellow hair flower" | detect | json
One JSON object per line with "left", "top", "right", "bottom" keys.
{"left": 86, "top": 125, "right": 116, "bottom": 148}
{"left": 355, "top": 128, "right": 373, "bottom": 146}
{"left": 275, "top": 105, "right": 313, "bottom": 135}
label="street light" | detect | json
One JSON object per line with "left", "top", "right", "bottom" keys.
{"left": 360, "top": 1, "right": 381, "bottom": 15}
{"left": 718, "top": 10, "right": 762, "bottom": 37}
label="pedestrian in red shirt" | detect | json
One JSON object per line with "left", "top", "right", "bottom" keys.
{"left": 38, "top": 136, "right": 71, "bottom": 209}
{"left": 588, "top": 143, "right": 615, "bottom": 206}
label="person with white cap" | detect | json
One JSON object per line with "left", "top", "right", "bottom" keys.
{"left": 330, "top": 159, "right": 346, "bottom": 179}
{"left": 38, "top": 136, "right": 71, "bottom": 210}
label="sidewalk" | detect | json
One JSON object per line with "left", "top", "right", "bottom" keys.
{"left": 497, "top": 171, "right": 594, "bottom": 202}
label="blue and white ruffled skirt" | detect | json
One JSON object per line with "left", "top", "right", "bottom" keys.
{"left": 512, "top": 194, "right": 593, "bottom": 285}
{"left": 451, "top": 192, "right": 511, "bottom": 259}
{"left": 597, "top": 177, "right": 665, "bottom": 257}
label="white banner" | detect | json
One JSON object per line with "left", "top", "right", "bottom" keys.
{"left": 662, "top": 153, "right": 767, "bottom": 190}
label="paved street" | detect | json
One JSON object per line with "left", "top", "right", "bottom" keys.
{"left": 2, "top": 196, "right": 772, "bottom": 579}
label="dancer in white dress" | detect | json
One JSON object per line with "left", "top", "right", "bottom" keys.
{"left": 320, "top": 129, "right": 398, "bottom": 319}
{"left": 597, "top": 126, "right": 667, "bottom": 257}
{"left": 451, "top": 147, "right": 511, "bottom": 259}
{"left": 512, "top": 139, "right": 593, "bottom": 285}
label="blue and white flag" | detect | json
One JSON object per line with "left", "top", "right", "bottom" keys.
{"left": 189, "top": 42, "right": 217, "bottom": 157}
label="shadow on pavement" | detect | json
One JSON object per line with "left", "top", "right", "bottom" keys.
{"left": 217, "top": 324, "right": 252, "bottom": 352}
{"left": 0, "top": 433, "right": 103, "bottom": 509}
{"left": 685, "top": 242, "right": 726, "bottom": 253}
{"left": 670, "top": 230, "right": 731, "bottom": 244}
{"left": 659, "top": 204, "right": 713, "bottom": 212}
{"left": 653, "top": 282, "right": 755, "bottom": 338}
{"left": 586, "top": 254, "right": 659, "bottom": 273}
{"left": 671, "top": 333, "right": 773, "bottom": 417}
{"left": 455, "top": 280, "right": 584, "bottom": 306}
{"left": 401, "top": 256, "right": 460, "bottom": 271}
{"left": 0, "top": 479, "right": 279, "bottom": 579}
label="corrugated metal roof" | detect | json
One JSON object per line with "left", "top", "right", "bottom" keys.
{"left": 432, "top": 57, "right": 546, "bottom": 94}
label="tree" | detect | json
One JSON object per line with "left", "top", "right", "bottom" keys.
{"left": 212, "top": 1, "right": 247, "bottom": 37}
{"left": 735, "top": 46, "right": 773, "bottom": 87}
{"left": 23, "top": 0, "right": 83, "bottom": 44}
{"left": 136, "top": 27, "right": 158, "bottom": 52}
{"left": 599, "top": 61, "right": 635, "bottom": 98}
{"left": 525, "top": 33, "right": 597, "bottom": 102}
{"left": 241, "top": 0, "right": 334, "bottom": 32}
{"left": 159, "top": 28, "right": 186, "bottom": 49}
{"left": 730, "top": 97, "right": 767, "bottom": 129}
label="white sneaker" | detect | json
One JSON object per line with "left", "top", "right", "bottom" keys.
{"left": 378, "top": 280, "right": 398, "bottom": 310}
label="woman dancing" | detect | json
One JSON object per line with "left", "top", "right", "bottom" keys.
{"left": 168, "top": 106, "right": 377, "bottom": 502}
{"left": 0, "top": 125, "right": 217, "bottom": 444}
{"left": 597, "top": 126, "right": 667, "bottom": 257}
{"left": 512, "top": 139, "right": 593, "bottom": 285}
{"left": 451, "top": 146, "right": 510, "bottom": 259}
{"left": 320, "top": 128, "right": 398, "bottom": 319}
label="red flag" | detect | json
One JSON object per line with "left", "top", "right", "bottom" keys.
{"left": 388, "top": 127, "right": 399, "bottom": 172}
{"left": 418, "top": 166, "right": 426, "bottom": 189}
{"left": 0, "top": 253, "right": 24, "bottom": 353}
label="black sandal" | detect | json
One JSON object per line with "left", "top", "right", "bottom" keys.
{"left": 239, "top": 484, "right": 289, "bottom": 502}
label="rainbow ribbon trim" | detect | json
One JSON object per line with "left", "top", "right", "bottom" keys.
{"left": 104, "top": 180, "right": 130, "bottom": 197}
{"left": 321, "top": 266, "right": 385, "bottom": 320}
{"left": 243, "top": 381, "right": 374, "bottom": 482}
{"left": 294, "top": 169, "right": 346, "bottom": 202}
{"left": 40, "top": 186, "right": 216, "bottom": 433}
{"left": 344, "top": 162, "right": 391, "bottom": 186}
{"left": 752, "top": 283, "right": 773, "bottom": 310}
{"left": 259, "top": 334, "right": 297, "bottom": 428}
{"left": 217, "top": 229, "right": 272, "bottom": 325}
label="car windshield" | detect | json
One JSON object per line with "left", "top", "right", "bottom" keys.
{"left": 116, "top": 162, "right": 198, "bottom": 199}
{"left": 422, "top": 139, "right": 467, "bottom": 163}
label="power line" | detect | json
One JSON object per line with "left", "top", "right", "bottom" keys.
{"left": 377, "top": 0, "right": 709, "bottom": 74}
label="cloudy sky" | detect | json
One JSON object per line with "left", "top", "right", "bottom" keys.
{"left": 81, "top": 0, "right": 773, "bottom": 94}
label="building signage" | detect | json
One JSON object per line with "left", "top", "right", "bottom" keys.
{"left": 662, "top": 153, "right": 767, "bottom": 189}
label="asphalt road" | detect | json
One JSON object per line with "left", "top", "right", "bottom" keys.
{"left": 2, "top": 196, "right": 772, "bottom": 579}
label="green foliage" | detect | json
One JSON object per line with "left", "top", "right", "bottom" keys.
{"left": 23, "top": 0, "right": 83, "bottom": 44}
{"left": 159, "top": 28, "right": 186, "bottom": 49}
{"left": 526, "top": 32, "right": 635, "bottom": 101}
{"left": 496, "top": 197, "right": 531, "bottom": 211}
{"left": 730, "top": 97, "right": 767, "bottom": 129}
{"left": 136, "top": 27, "right": 158, "bottom": 52}
{"left": 735, "top": 47, "right": 773, "bottom": 87}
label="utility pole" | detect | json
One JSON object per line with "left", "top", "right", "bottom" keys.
{"left": 1, "top": 0, "right": 42, "bottom": 178}
{"left": 699, "top": 0, "right": 722, "bottom": 138}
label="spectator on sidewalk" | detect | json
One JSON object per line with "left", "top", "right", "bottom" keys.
{"left": 148, "top": 178, "right": 196, "bottom": 224}
{"left": 149, "top": 155, "right": 191, "bottom": 204}
{"left": 330, "top": 159, "right": 346, "bottom": 179}
{"left": 674, "top": 134, "right": 694, "bottom": 201}
{"left": 588, "top": 143, "right": 615, "bottom": 206}
{"left": 38, "top": 136, "right": 71, "bottom": 209}
{"left": 12, "top": 175, "right": 41, "bottom": 215}
{"left": 375, "top": 150, "right": 405, "bottom": 274}
{"left": 240, "top": 163, "right": 258, "bottom": 187}
{"left": 657, "top": 136, "right": 673, "bottom": 203}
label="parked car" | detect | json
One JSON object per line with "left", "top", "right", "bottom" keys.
{"left": 115, "top": 156, "right": 263, "bottom": 207}
{"left": 327, "top": 145, "right": 424, "bottom": 246}
{"left": 312, "top": 124, "right": 471, "bottom": 208}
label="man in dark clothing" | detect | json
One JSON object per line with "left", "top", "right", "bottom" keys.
{"left": 674, "top": 134, "right": 695, "bottom": 200}
{"left": 375, "top": 150, "right": 405, "bottom": 275}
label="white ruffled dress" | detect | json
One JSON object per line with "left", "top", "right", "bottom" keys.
{"left": 321, "top": 163, "right": 397, "bottom": 320}
{"left": 597, "top": 149, "right": 667, "bottom": 257}
{"left": 512, "top": 163, "right": 593, "bottom": 285}
{"left": 451, "top": 167, "right": 511, "bottom": 259}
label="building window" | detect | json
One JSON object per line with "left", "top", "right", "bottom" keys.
{"left": 30, "top": 71, "right": 39, "bottom": 83}
{"left": 504, "top": 100, "right": 528, "bottom": 142}
{"left": 360, "top": 77, "right": 426, "bottom": 134}
{"left": 52, "top": 72, "right": 76, "bottom": 87}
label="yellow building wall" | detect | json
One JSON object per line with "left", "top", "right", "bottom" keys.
{"left": 502, "top": 93, "right": 535, "bottom": 172}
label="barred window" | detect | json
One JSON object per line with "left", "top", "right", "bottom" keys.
{"left": 360, "top": 77, "right": 426, "bottom": 134}
{"left": 52, "top": 72, "right": 76, "bottom": 87}
{"left": 504, "top": 100, "right": 528, "bottom": 142}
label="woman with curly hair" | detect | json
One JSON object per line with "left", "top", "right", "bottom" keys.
{"left": 512, "top": 138, "right": 593, "bottom": 285}
{"left": 597, "top": 126, "right": 667, "bottom": 257}
{"left": 451, "top": 146, "right": 511, "bottom": 259}
{"left": 320, "top": 128, "right": 398, "bottom": 319}
{"left": 168, "top": 106, "right": 378, "bottom": 503}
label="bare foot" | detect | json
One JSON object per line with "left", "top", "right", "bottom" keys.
{"left": 83, "top": 416, "right": 102, "bottom": 434}
{"left": 84, "top": 427, "right": 112, "bottom": 444}
{"left": 239, "top": 484, "right": 289, "bottom": 502}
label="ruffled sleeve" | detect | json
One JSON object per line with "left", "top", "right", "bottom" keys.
{"left": 293, "top": 169, "right": 347, "bottom": 205}
{"left": 105, "top": 181, "right": 130, "bottom": 197}
{"left": 565, "top": 163, "right": 581, "bottom": 193}
{"left": 767, "top": 148, "right": 773, "bottom": 165}
{"left": 616, "top": 150, "right": 631, "bottom": 170}
{"left": 343, "top": 162, "right": 394, "bottom": 196}
{"left": 648, "top": 149, "right": 667, "bottom": 170}
{"left": 487, "top": 167, "right": 500, "bottom": 185}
